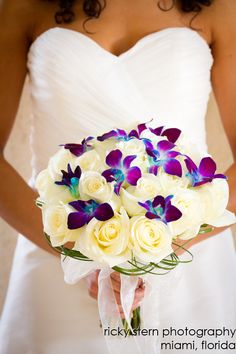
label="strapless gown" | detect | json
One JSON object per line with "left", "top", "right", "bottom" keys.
{"left": 0, "top": 27, "right": 236, "bottom": 354}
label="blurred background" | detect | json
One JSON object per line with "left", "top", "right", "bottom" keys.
{"left": 0, "top": 78, "right": 236, "bottom": 315}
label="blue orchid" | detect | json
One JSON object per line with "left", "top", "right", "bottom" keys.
{"left": 55, "top": 164, "right": 81, "bottom": 198}
{"left": 97, "top": 122, "right": 148, "bottom": 142}
{"left": 145, "top": 140, "right": 182, "bottom": 177}
{"left": 102, "top": 149, "right": 142, "bottom": 195}
{"left": 149, "top": 126, "right": 181, "bottom": 144}
{"left": 185, "top": 156, "right": 227, "bottom": 187}
{"left": 139, "top": 195, "right": 182, "bottom": 224}
{"left": 62, "top": 136, "right": 94, "bottom": 157}
{"left": 68, "top": 199, "right": 114, "bottom": 229}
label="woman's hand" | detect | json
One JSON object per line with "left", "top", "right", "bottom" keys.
{"left": 86, "top": 270, "right": 145, "bottom": 318}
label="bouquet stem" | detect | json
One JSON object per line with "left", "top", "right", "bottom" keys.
{"left": 122, "top": 306, "right": 141, "bottom": 334}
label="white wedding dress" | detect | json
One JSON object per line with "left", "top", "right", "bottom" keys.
{"left": 0, "top": 27, "right": 236, "bottom": 354}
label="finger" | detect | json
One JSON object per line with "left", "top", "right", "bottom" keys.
{"left": 110, "top": 271, "right": 121, "bottom": 282}
{"left": 110, "top": 277, "right": 121, "bottom": 293}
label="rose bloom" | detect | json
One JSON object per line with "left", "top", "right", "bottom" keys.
{"left": 72, "top": 149, "right": 102, "bottom": 172}
{"left": 169, "top": 189, "right": 203, "bottom": 240}
{"left": 74, "top": 207, "right": 131, "bottom": 266}
{"left": 42, "top": 203, "right": 81, "bottom": 247}
{"left": 48, "top": 148, "right": 76, "bottom": 180}
{"left": 35, "top": 169, "right": 73, "bottom": 204}
{"left": 129, "top": 216, "right": 173, "bottom": 263}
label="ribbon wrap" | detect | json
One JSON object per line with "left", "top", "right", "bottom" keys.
{"left": 61, "top": 256, "right": 177, "bottom": 353}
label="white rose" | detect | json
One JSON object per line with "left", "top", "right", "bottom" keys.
{"left": 71, "top": 150, "right": 102, "bottom": 172}
{"left": 155, "top": 168, "right": 190, "bottom": 194}
{"left": 93, "top": 139, "right": 117, "bottom": 162}
{"left": 79, "top": 172, "right": 112, "bottom": 201}
{"left": 35, "top": 169, "right": 73, "bottom": 204}
{"left": 120, "top": 188, "right": 145, "bottom": 216}
{"left": 197, "top": 178, "right": 236, "bottom": 227}
{"left": 48, "top": 148, "right": 76, "bottom": 180}
{"left": 175, "top": 133, "right": 209, "bottom": 165}
{"left": 130, "top": 154, "right": 149, "bottom": 173}
{"left": 74, "top": 207, "right": 131, "bottom": 266}
{"left": 79, "top": 171, "right": 121, "bottom": 210}
{"left": 129, "top": 216, "right": 173, "bottom": 263}
{"left": 42, "top": 203, "right": 81, "bottom": 247}
{"left": 127, "top": 174, "right": 162, "bottom": 198}
{"left": 116, "top": 139, "right": 145, "bottom": 156}
{"left": 169, "top": 189, "right": 203, "bottom": 240}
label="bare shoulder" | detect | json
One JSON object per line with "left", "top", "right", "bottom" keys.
{"left": 0, "top": 0, "right": 56, "bottom": 45}
{"left": 206, "top": 0, "right": 236, "bottom": 45}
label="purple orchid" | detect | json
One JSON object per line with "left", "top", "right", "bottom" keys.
{"left": 55, "top": 164, "right": 81, "bottom": 197}
{"left": 102, "top": 149, "right": 142, "bottom": 195}
{"left": 97, "top": 123, "right": 148, "bottom": 142}
{"left": 149, "top": 126, "right": 181, "bottom": 144}
{"left": 68, "top": 199, "right": 114, "bottom": 229}
{"left": 139, "top": 195, "right": 182, "bottom": 224}
{"left": 62, "top": 136, "right": 94, "bottom": 157}
{"left": 146, "top": 140, "right": 182, "bottom": 177}
{"left": 184, "top": 156, "right": 227, "bottom": 187}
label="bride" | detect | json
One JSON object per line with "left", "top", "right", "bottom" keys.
{"left": 0, "top": 0, "right": 235, "bottom": 353}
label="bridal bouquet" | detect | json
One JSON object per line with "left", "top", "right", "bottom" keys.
{"left": 35, "top": 121, "right": 236, "bottom": 335}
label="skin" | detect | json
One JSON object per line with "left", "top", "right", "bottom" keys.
{"left": 0, "top": 0, "right": 235, "bottom": 316}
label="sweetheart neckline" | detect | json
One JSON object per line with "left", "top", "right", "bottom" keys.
{"left": 27, "top": 26, "right": 213, "bottom": 62}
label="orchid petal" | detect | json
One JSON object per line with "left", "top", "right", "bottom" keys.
{"left": 162, "top": 128, "right": 181, "bottom": 143}
{"left": 126, "top": 167, "right": 141, "bottom": 185}
{"left": 199, "top": 157, "right": 216, "bottom": 177}
{"left": 97, "top": 130, "right": 118, "bottom": 141}
{"left": 146, "top": 212, "right": 160, "bottom": 220}
{"left": 94, "top": 203, "right": 114, "bottom": 221}
{"left": 184, "top": 157, "right": 198, "bottom": 173}
{"left": 164, "top": 159, "right": 182, "bottom": 177}
{"left": 157, "top": 140, "right": 175, "bottom": 152}
{"left": 152, "top": 195, "right": 165, "bottom": 209}
{"left": 165, "top": 205, "right": 182, "bottom": 223}
{"left": 123, "top": 155, "right": 136, "bottom": 169}
{"left": 102, "top": 169, "right": 117, "bottom": 182}
{"left": 67, "top": 212, "right": 88, "bottom": 229}
{"left": 106, "top": 149, "right": 122, "bottom": 168}
{"left": 150, "top": 126, "right": 164, "bottom": 136}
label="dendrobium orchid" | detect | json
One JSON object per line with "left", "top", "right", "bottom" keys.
{"left": 102, "top": 149, "right": 142, "bottom": 195}
{"left": 145, "top": 140, "right": 182, "bottom": 177}
{"left": 139, "top": 195, "right": 182, "bottom": 223}
{"left": 185, "top": 156, "right": 227, "bottom": 187}
{"left": 55, "top": 164, "right": 81, "bottom": 198}
{"left": 62, "top": 136, "right": 94, "bottom": 157}
{"left": 97, "top": 122, "right": 148, "bottom": 142}
{"left": 149, "top": 126, "right": 181, "bottom": 144}
{"left": 68, "top": 199, "right": 114, "bottom": 229}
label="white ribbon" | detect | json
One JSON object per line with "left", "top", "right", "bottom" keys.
{"left": 61, "top": 256, "right": 166, "bottom": 354}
